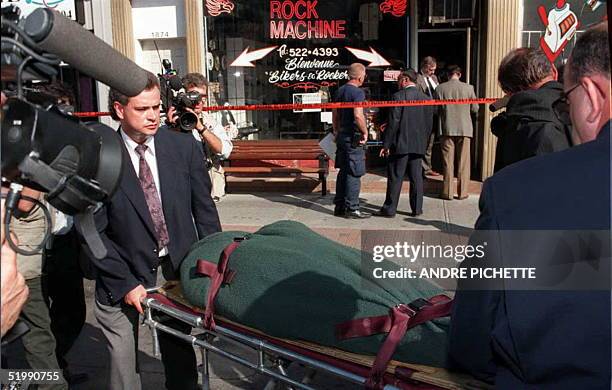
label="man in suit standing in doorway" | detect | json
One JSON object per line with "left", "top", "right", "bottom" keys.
{"left": 376, "top": 70, "right": 434, "bottom": 217}
{"left": 416, "top": 56, "right": 441, "bottom": 177}
{"left": 92, "top": 72, "right": 221, "bottom": 390}
{"left": 436, "top": 65, "right": 478, "bottom": 200}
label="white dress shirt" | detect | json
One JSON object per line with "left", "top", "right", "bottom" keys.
{"left": 427, "top": 76, "right": 438, "bottom": 90}
{"left": 192, "top": 112, "right": 234, "bottom": 159}
{"left": 120, "top": 129, "right": 168, "bottom": 257}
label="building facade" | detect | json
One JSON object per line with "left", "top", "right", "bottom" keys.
{"left": 72, "top": 0, "right": 610, "bottom": 179}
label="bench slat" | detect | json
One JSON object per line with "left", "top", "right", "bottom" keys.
{"left": 230, "top": 154, "right": 328, "bottom": 160}
{"left": 225, "top": 140, "right": 329, "bottom": 195}
{"left": 225, "top": 167, "right": 324, "bottom": 174}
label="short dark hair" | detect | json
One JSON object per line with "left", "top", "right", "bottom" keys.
{"left": 182, "top": 72, "right": 208, "bottom": 89}
{"left": 447, "top": 65, "right": 462, "bottom": 76}
{"left": 400, "top": 69, "right": 418, "bottom": 83}
{"left": 567, "top": 22, "right": 610, "bottom": 84}
{"left": 497, "top": 48, "right": 553, "bottom": 94}
{"left": 108, "top": 71, "right": 159, "bottom": 121}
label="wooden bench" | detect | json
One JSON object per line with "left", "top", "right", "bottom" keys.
{"left": 224, "top": 140, "right": 330, "bottom": 195}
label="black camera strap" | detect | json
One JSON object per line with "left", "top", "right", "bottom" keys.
{"left": 18, "top": 154, "right": 109, "bottom": 259}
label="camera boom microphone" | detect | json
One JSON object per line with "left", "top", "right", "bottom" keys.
{"left": 23, "top": 8, "right": 148, "bottom": 97}
{"left": 489, "top": 95, "right": 510, "bottom": 113}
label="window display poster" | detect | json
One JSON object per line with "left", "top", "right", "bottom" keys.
{"left": 292, "top": 92, "right": 322, "bottom": 112}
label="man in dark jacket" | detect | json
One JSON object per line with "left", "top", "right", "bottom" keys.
{"left": 450, "top": 22, "right": 610, "bottom": 389}
{"left": 375, "top": 70, "right": 433, "bottom": 217}
{"left": 492, "top": 48, "right": 573, "bottom": 172}
{"left": 93, "top": 73, "right": 221, "bottom": 390}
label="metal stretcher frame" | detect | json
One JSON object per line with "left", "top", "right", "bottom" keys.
{"left": 142, "top": 290, "right": 447, "bottom": 390}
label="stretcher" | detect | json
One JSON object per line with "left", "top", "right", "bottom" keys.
{"left": 143, "top": 282, "right": 491, "bottom": 390}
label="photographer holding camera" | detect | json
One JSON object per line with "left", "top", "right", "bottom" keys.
{"left": 166, "top": 73, "right": 233, "bottom": 201}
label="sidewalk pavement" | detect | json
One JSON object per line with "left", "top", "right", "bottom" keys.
{"left": 59, "top": 192, "right": 480, "bottom": 389}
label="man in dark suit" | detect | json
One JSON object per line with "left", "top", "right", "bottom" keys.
{"left": 376, "top": 70, "right": 433, "bottom": 217}
{"left": 449, "top": 22, "right": 610, "bottom": 389}
{"left": 91, "top": 73, "right": 221, "bottom": 390}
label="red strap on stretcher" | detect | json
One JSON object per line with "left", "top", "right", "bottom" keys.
{"left": 335, "top": 295, "right": 452, "bottom": 340}
{"left": 334, "top": 295, "right": 453, "bottom": 390}
{"left": 195, "top": 238, "right": 244, "bottom": 330}
{"left": 196, "top": 260, "right": 237, "bottom": 285}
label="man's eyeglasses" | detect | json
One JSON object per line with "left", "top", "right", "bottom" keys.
{"left": 552, "top": 83, "right": 580, "bottom": 125}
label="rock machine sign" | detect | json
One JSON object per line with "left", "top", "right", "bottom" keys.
{"left": 269, "top": 44, "right": 346, "bottom": 90}
{"left": 268, "top": 0, "right": 348, "bottom": 90}
{"left": 229, "top": 0, "right": 391, "bottom": 91}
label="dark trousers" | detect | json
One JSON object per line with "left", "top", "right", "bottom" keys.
{"left": 155, "top": 260, "right": 198, "bottom": 390}
{"left": 334, "top": 133, "right": 366, "bottom": 211}
{"left": 20, "top": 277, "right": 68, "bottom": 390}
{"left": 45, "top": 231, "right": 86, "bottom": 370}
{"left": 157, "top": 315, "right": 198, "bottom": 390}
{"left": 382, "top": 153, "right": 424, "bottom": 215}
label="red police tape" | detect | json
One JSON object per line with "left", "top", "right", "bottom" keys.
{"left": 73, "top": 97, "right": 498, "bottom": 118}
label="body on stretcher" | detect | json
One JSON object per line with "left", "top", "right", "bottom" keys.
{"left": 142, "top": 283, "right": 491, "bottom": 390}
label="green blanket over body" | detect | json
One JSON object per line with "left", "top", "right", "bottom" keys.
{"left": 180, "top": 220, "right": 449, "bottom": 367}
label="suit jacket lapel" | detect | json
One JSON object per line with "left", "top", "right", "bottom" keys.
{"left": 154, "top": 130, "right": 178, "bottom": 219}
{"left": 118, "top": 137, "right": 157, "bottom": 238}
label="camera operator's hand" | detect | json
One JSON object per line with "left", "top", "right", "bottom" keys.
{"left": 0, "top": 200, "right": 29, "bottom": 337}
{"left": 165, "top": 106, "right": 179, "bottom": 126}
{"left": 186, "top": 108, "right": 224, "bottom": 155}
{"left": 124, "top": 284, "right": 147, "bottom": 314}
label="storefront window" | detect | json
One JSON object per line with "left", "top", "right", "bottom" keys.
{"left": 203, "top": 0, "right": 408, "bottom": 140}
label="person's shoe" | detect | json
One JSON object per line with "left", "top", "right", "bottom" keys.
{"left": 345, "top": 210, "right": 372, "bottom": 219}
{"left": 456, "top": 195, "right": 469, "bottom": 200}
{"left": 333, "top": 207, "right": 346, "bottom": 216}
{"left": 373, "top": 210, "right": 395, "bottom": 218}
{"left": 440, "top": 194, "right": 452, "bottom": 200}
{"left": 410, "top": 211, "right": 423, "bottom": 217}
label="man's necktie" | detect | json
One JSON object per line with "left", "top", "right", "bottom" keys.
{"left": 135, "top": 144, "right": 170, "bottom": 250}
{"left": 426, "top": 77, "right": 435, "bottom": 98}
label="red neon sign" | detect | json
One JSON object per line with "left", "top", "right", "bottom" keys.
{"left": 206, "top": 0, "right": 235, "bottom": 17}
{"left": 380, "top": 0, "right": 407, "bottom": 17}
{"left": 269, "top": 0, "right": 346, "bottom": 39}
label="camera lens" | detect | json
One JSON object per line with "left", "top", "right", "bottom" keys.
{"left": 179, "top": 112, "right": 198, "bottom": 131}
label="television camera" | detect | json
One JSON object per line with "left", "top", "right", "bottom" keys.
{"left": 1, "top": 6, "right": 150, "bottom": 259}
